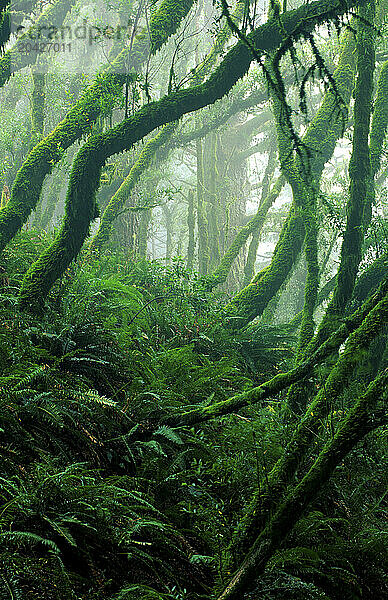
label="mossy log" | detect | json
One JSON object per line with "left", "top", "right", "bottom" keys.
{"left": 17, "top": 0, "right": 365, "bottom": 310}
{"left": 216, "top": 370, "right": 387, "bottom": 599}
{"left": 0, "top": 0, "right": 196, "bottom": 255}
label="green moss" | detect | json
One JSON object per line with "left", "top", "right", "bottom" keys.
{"left": 217, "top": 369, "right": 387, "bottom": 599}
{"left": 370, "top": 60, "right": 388, "bottom": 175}
{"left": 351, "top": 250, "right": 388, "bottom": 308}
{"left": 312, "top": 1, "right": 376, "bottom": 348}
{"left": 196, "top": 136, "right": 209, "bottom": 276}
{"left": 224, "top": 23, "right": 357, "bottom": 328}
{"left": 243, "top": 149, "right": 277, "bottom": 287}
{"left": 225, "top": 205, "right": 305, "bottom": 327}
{"left": 17, "top": 0, "right": 368, "bottom": 308}
{"left": 228, "top": 276, "right": 388, "bottom": 565}
{"left": 0, "top": 0, "right": 196, "bottom": 256}
{"left": 89, "top": 122, "right": 177, "bottom": 255}
{"left": 90, "top": 1, "right": 240, "bottom": 255}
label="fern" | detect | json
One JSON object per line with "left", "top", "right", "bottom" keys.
{"left": 0, "top": 531, "right": 60, "bottom": 554}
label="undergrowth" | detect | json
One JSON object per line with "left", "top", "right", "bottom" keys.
{"left": 0, "top": 231, "right": 386, "bottom": 599}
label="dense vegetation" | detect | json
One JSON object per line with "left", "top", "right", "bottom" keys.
{"left": 0, "top": 0, "right": 387, "bottom": 598}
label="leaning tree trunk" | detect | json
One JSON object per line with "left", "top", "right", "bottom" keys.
{"left": 243, "top": 146, "right": 277, "bottom": 287}
{"left": 16, "top": 0, "right": 367, "bottom": 310}
{"left": 164, "top": 277, "right": 388, "bottom": 428}
{"left": 229, "top": 275, "right": 388, "bottom": 564}
{"left": 0, "top": 0, "right": 196, "bottom": 255}
{"left": 223, "top": 25, "right": 356, "bottom": 328}
{"left": 216, "top": 369, "right": 387, "bottom": 599}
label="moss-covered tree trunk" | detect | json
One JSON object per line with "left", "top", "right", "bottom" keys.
{"left": 0, "top": 0, "right": 73, "bottom": 89}
{"left": 16, "top": 0, "right": 367, "bottom": 310}
{"left": 216, "top": 369, "right": 387, "bottom": 599}
{"left": 205, "top": 133, "right": 221, "bottom": 270}
{"left": 137, "top": 209, "right": 151, "bottom": 259}
{"left": 196, "top": 135, "right": 209, "bottom": 276}
{"left": 308, "top": 0, "right": 376, "bottom": 350}
{"left": 0, "top": 0, "right": 196, "bottom": 255}
{"left": 229, "top": 277, "right": 388, "bottom": 564}
{"left": 164, "top": 276, "right": 388, "bottom": 427}
{"left": 223, "top": 25, "right": 357, "bottom": 328}
{"left": 88, "top": 123, "right": 177, "bottom": 255}
{"left": 243, "top": 147, "right": 277, "bottom": 287}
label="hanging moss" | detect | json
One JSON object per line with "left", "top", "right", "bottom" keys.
{"left": 267, "top": 39, "right": 321, "bottom": 356}
{"left": 90, "top": 3, "right": 240, "bottom": 255}
{"left": 223, "top": 24, "right": 357, "bottom": 328}
{"left": 0, "top": 0, "right": 197, "bottom": 255}
{"left": 311, "top": 1, "right": 376, "bottom": 348}
{"left": 16, "top": 0, "right": 368, "bottom": 309}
